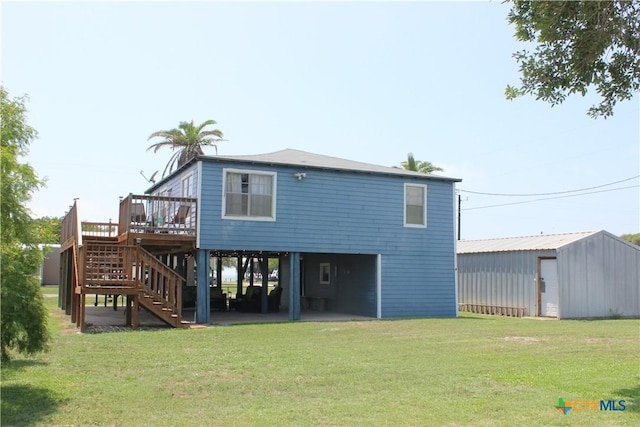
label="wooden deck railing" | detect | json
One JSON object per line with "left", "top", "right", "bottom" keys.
{"left": 137, "top": 248, "right": 184, "bottom": 321}
{"left": 61, "top": 199, "right": 82, "bottom": 248}
{"left": 78, "top": 242, "right": 184, "bottom": 324}
{"left": 118, "top": 193, "right": 197, "bottom": 236}
{"left": 81, "top": 222, "right": 118, "bottom": 238}
{"left": 81, "top": 243, "right": 138, "bottom": 289}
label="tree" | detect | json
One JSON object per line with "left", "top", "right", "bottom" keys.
{"left": 31, "top": 216, "right": 62, "bottom": 244}
{"left": 400, "top": 153, "right": 443, "bottom": 174}
{"left": 147, "top": 120, "right": 225, "bottom": 177}
{"left": 1, "top": 87, "right": 51, "bottom": 362}
{"left": 505, "top": 0, "right": 640, "bottom": 118}
{"left": 620, "top": 233, "right": 640, "bottom": 246}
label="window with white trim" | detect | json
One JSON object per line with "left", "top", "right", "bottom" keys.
{"left": 223, "top": 169, "right": 276, "bottom": 220}
{"left": 181, "top": 173, "right": 193, "bottom": 198}
{"left": 404, "top": 183, "right": 427, "bottom": 227}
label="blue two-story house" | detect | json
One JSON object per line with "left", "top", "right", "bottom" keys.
{"left": 144, "top": 149, "right": 461, "bottom": 324}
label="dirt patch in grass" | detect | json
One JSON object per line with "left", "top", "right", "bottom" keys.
{"left": 501, "top": 336, "right": 541, "bottom": 343}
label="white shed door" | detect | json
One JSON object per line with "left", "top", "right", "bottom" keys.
{"left": 540, "top": 258, "right": 559, "bottom": 317}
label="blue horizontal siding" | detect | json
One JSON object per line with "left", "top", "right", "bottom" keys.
{"left": 194, "top": 160, "right": 456, "bottom": 318}
{"left": 199, "top": 162, "right": 454, "bottom": 253}
{"left": 148, "top": 164, "right": 198, "bottom": 197}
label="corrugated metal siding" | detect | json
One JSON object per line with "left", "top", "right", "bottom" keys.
{"left": 457, "top": 250, "right": 556, "bottom": 316}
{"left": 41, "top": 245, "right": 61, "bottom": 286}
{"left": 197, "top": 161, "right": 457, "bottom": 318}
{"left": 558, "top": 232, "right": 640, "bottom": 318}
{"left": 457, "top": 231, "right": 599, "bottom": 253}
{"left": 458, "top": 230, "right": 640, "bottom": 319}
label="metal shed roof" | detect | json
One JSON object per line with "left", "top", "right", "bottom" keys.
{"left": 457, "top": 231, "right": 602, "bottom": 254}
{"left": 202, "top": 149, "right": 462, "bottom": 182}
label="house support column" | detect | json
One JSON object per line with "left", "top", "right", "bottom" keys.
{"left": 175, "top": 253, "right": 185, "bottom": 278}
{"left": 64, "top": 250, "right": 73, "bottom": 315}
{"left": 78, "top": 293, "right": 86, "bottom": 331}
{"left": 195, "top": 249, "right": 210, "bottom": 324}
{"left": 59, "top": 250, "right": 66, "bottom": 310}
{"left": 376, "top": 254, "right": 382, "bottom": 319}
{"left": 216, "top": 256, "right": 222, "bottom": 288}
{"left": 236, "top": 256, "right": 245, "bottom": 296}
{"left": 289, "top": 252, "right": 301, "bottom": 321}
{"left": 259, "top": 257, "right": 268, "bottom": 313}
{"left": 126, "top": 295, "right": 139, "bottom": 329}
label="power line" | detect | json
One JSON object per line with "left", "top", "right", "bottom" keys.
{"left": 462, "top": 185, "right": 640, "bottom": 211}
{"left": 459, "top": 175, "right": 640, "bottom": 197}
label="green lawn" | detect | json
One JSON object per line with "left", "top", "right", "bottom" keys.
{"left": 1, "top": 289, "right": 638, "bottom": 426}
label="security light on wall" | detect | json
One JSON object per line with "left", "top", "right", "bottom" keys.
{"left": 294, "top": 172, "right": 306, "bottom": 180}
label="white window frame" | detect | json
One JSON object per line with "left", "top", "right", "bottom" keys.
{"left": 319, "top": 263, "right": 331, "bottom": 285}
{"left": 221, "top": 168, "right": 277, "bottom": 221}
{"left": 181, "top": 173, "right": 193, "bottom": 198}
{"left": 404, "top": 183, "right": 427, "bottom": 228}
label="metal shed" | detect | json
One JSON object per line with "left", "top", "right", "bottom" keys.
{"left": 457, "top": 230, "right": 640, "bottom": 319}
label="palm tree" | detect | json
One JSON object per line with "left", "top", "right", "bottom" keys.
{"left": 147, "top": 119, "right": 224, "bottom": 177}
{"left": 400, "top": 152, "right": 443, "bottom": 174}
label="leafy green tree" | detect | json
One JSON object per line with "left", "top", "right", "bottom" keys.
{"left": 505, "top": 0, "right": 640, "bottom": 118}
{"left": 400, "top": 153, "right": 443, "bottom": 174}
{"left": 620, "top": 233, "right": 640, "bottom": 246}
{"left": 147, "top": 120, "right": 225, "bottom": 177}
{"left": 1, "top": 87, "right": 51, "bottom": 361}
{"left": 32, "top": 216, "right": 62, "bottom": 244}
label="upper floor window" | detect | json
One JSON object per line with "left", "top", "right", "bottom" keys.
{"left": 182, "top": 174, "right": 193, "bottom": 198}
{"left": 223, "top": 169, "right": 276, "bottom": 220}
{"left": 404, "top": 184, "right": 426, "bottom": 228}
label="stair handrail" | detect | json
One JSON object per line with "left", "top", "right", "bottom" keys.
{"left": 135, "top": 246, "right": 184, "bottom": 323}
{"left": 76, "top": 241, "right": 186, "bottom": 327}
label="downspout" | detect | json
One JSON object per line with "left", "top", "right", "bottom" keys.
{"left": 453, "top": 185, "right": 459, "bottom": 317}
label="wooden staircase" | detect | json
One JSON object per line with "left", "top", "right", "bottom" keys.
{"left": 136, "top": 247, "right": 190, "bottom": 328}
{"left": 77, "top": 241, "right": 190, "bottom": 329}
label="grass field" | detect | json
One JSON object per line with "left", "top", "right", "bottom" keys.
{"left": 1, "top": 287, "right": 638, "bottom": 426}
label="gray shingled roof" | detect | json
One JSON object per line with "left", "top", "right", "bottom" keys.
{"left": 203, "top": 149, "right": 461, "bottom": 182}
{"left": 457, "top": 231, "right": 602, "bottom": 254}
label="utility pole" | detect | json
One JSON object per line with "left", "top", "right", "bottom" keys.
{"left": 457, "top": 193, "right": 461, "bottom": 241}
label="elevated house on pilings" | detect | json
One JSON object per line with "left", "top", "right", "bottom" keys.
{"left": 59, "top": 149, "right": 462, "bottom": 330}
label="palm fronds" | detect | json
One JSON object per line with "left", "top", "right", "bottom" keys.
{"left": 147, "top": 120, "right": 225, "bottom": 177}
{"left": 400, "top": 152, "right": 443, "bottom": 174}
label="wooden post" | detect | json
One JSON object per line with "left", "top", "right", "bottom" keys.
{"left": 126, "top": 296, "right": 132, "bottom": 326}
{"left": 70, "top": 290, "right": 77, "bottom": 324}
{"left": 79, "top": 293, "right": 86, "bottom": 331}
{"left": 216, "top": 256, "right": 222, "bottom": 289}
{"left": 236, "top": 255, "right": 243, "bottom": 297}
{"left": 132, "top": 294, "right": 139, "bottom": 328}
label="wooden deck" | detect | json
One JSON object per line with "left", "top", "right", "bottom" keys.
{"left": 119, "top": 231, "right": 195, "bottom": 254}
{"left": 58, "top": 194, "right": 198, "bottom": 330}
{"left": 117, "top": 193, "right": 197, "bottom": 254}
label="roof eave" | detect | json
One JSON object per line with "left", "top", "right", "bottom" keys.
{"left": 200, "top": 155, "right": 462, "bottom": 183}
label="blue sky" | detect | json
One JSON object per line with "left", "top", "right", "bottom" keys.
{"left": 2, "top": 0, "right": 638, "bottom": 239}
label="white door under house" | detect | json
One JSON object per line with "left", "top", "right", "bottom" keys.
{"left": 539, "top": 258, "right": 559, "bottom": 317}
